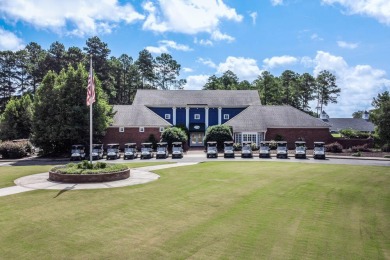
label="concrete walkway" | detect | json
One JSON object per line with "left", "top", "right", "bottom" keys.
{"left": 0, "top": 162, "right": 198, "bottom": 197}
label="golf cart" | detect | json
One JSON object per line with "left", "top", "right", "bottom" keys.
{"left": 140, "top": 142, "right": 154, "bottom": 159}
{"left": 259, "top": 141, "right": 271, "bottom": 158}
{"left": 294, "top": 141, "right": 307, "bottom": 159}
{"left": 276, "top": 141, "right": 288, "bottom": 159}
{"left": 241, "top": 141, "right": 253, "bottom": 158}
{"left": 70, "top": 144, "right": 86, "bottom": 161}
{"left": 171, "top": 142, "right": 184, "bottom": 159}
{"left": 123, "top": 143, "right": 138, "bottom": 160}
{"left": 156, "top": 142, "right": 169, "bottom": 159}
{"left": 91, "top": 144, "right": 104, "bottom": 160}
{"left": 313, "top": 142, "right": 326, "bottom": 159}
{"left": 106, "top": 143, "right": 120, "bottom": 160}
{"left": 206, "top": 141, "right": 218, "bottom": 158}
{"left": 223, "top": 141, "right": 235, "bottom": 158}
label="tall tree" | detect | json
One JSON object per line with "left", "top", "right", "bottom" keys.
{"left": 32, "top": 64, "right": 113, "bottom": 155}
{"left": 370, "top": 91, "right": 390, "bottom": 146}
{"left": 203, "top": 75, "right": 222, "bottom": 90}
{"left": 253, "top": 71, "right": 281, "bottom": 105}
{"left": 315, "top": 70, "right": 341, "bottom": 116}
{"left": 352, "top": 110, "right": 364, "bottom": 118}
{"left": 280, "top": 70, "right": 299, "bottom": 107}
{"left": 66, "top": 46, "right": 85, "bottom": 69}
{"left": 25, "top": 42, "right": 47, "bottom": 94}
{"left": 0, "top": 51, "right": 17, "bottom": 111}
{"left": 154, "top": 53, "right": 186, "bottom": 90}
{"left": 14, "top": 49, "right": 32, "bottom": 95}
{"left": 297, "top": 73, "right": 316, "bottom": 111}
{"left": 0, "top": 94, "right": 33, "bottom": 140}
{"left": 44, "top": 41, "right": 67, "bottom": 74}
{"left": 220, "top": 70, "right": 239, "bottom": 90}
{"left": 135, "top": 49, "right": 155, "bottom": 89}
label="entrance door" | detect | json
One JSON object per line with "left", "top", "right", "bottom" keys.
{"left": 190, "top": 132, "right": 204, "bottom": 146}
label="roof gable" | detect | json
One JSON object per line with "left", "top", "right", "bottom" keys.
{"left": 111, "top": 105, "right": 171, "bottom": 127}
{"left": 326, "top": 118, "right": 375, "bottom": 132}
{"left": 132, "top": 90, "right": 261, "bottom": 107}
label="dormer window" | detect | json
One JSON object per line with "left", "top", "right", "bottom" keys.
{"left": 165, "top": 114, "right": 170, "bottom": 120}
{"left": 224, "top": 114, "right": 229, "bottom": 120}
{"left": 194, "top": 114, "right": 200, "bottom": 120}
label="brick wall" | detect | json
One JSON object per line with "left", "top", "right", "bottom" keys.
{"left": 265, "top": 128, "right": 333, "bottom": 149}
{"left": 102, "top": 127, "right": 162, "bottom": 149}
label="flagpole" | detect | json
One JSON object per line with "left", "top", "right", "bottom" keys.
{"left": 89, "top": 56, "right": 93, "bottom": 164}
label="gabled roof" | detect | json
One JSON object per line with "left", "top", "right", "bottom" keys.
{"left": 132, "top": 90, "right": 261, "bottom": 107}
{"left": 111, "top": 105, "right": 172, "bottom": 127}
{"left": 224, "top": 105, "right": 330, "bottom": 132}
{"left": 325, "top": 118, "right": 375, "bottom": 132}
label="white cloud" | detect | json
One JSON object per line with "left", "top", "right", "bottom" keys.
{"left": 211, "top": 30, "right": 235, "bottom": 42}
{"left": 337, "top": 40, "right": 359, "bottom": 49}
{"left": 271, "top": 0, "right": 283, "bottom": 6}
{"left": 183, "top": 67, "right": 193, "bottom": 73}
{"left": 311, "top": 51, "right": 390, "bottom": 117}
{"left": 0, "top": 0, "right": 144, "bottom": 36}
{"left": 184, "top": 74, "right": 210, "bottom": 90}
{"left": 0, "top": 28, "right": 24, "bottom": 51}
{"left": 250, "top": 12, "right": 257, "bottom": 25}
{"left": 263, "top": 55, "right": 298, "bottom": 69}
{"left": 217, "top": 56, "right": 262, "bottom": 81}
{"left": 311, "top": 33, "right": 324, "bottom": 41}
{"left": 142, "top": 0, "right": 243, "bottom": 34}
{"left": 322, "top": 0, "right": 390, "bottom": 25}
{"left": 146, "top": 40, "right": 192, "bottom": 54}
{"left": 198, "top": 39, "right": 213, "bottom": 46}
{"left": 198, "top": 58, "right": 217, "bottom": 69}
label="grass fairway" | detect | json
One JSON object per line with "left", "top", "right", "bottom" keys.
{"left": 0, "top": 162, "right": 389, "bottom": 259}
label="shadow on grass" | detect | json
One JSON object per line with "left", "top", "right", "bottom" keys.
{"left": 53, "top": 184, "right": 77, "bottom": 198}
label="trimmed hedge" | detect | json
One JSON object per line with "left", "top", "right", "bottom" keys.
{"left": 351, "top": 144, "right": 372, "bottom": 153}
{"left": 325, "top": 142, "right": 343, "bottom": 153}
{"left": 0, "top": 140, "right": 31, "bottom": 159}
{"left": 340, "top": 129, "right": 371, "bottom": 139}
{"left": 204, "top": 125, "right": 233, "bottom": 151}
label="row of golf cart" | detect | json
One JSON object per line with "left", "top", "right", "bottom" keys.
{"left": 70, "top": 142, "right": 184, "bottom": 161}
{"left": 206, "top": 141, "right": 326, "bottom": 159}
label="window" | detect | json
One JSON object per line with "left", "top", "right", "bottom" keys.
{"left": 235, "top": 132, "right": 260, "bottom": 146}
{"left": 159, "top": 127, "right": 164, "bottom": 132}
{"left": 235, "top": 133, "right": 242, "bottom": 144}
{"left": 119, "top": 127, "right": 124, "bottom": 133}
{"left": 224, "top": 114, "right": 229, "bottom": 120}
{"left": 165, "top": 114, "right": 170, "bottom": 120}
{"left": 139, "top": 127, "right": 144, "bottom": 132}
{"left": 194, "top": 114, "right": 200, "bottom": 120}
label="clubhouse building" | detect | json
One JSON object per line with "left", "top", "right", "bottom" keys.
{"left": 102, "top": 90, "right": 332, "bottom": 149}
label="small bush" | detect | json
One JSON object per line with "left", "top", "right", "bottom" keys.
{"left": 204, "top": 125, "right": 233, "bottom": 151}
{"left": 233, "top": 143, "right": 242, "bottom": 151}
{"left": 325, "top": 142, "right": 343, "bottom": 153}
{"left": 0, "top": 140, "right": 30, "bottom": 159}
{"left": 53, "top": 162, "right": 127, "bottom": 174}
{"left": 251, "top": 143, "right": 259, "bottom": 151}
{"left": 274, "top": 134, "right": 284, "bottom": 141}
{"left": 351, "top": 144, "right": 372, "bottom": 152}
{"left": 384, "top": 155, "right": 390, "bottom": 158}
{"left": 269, "top": 140, "right": 277, "bottom": 150}
{"left": 352, "top": 152, "right": 361, "bottom": 157}
{"left": 340, "top": 129, "right": 371, "bottom": 139}
{"left": 382, "top": 144, "right": 390, "bottom": 152}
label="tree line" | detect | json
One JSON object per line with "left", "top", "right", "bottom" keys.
{"left": 203, "top": 70, "right": 341, "bottom": 117}
{"left": 0, "top": 36, "right": 186, "bottom": 112}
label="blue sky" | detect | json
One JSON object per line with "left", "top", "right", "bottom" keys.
{"left": 0, "top": 0, "right": 389, "bottom": 117}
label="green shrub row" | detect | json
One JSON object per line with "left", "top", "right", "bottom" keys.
{"left": 339, "top": 129, "right": 372, "bottom": 139}
{"left": 52, "top": 161, "right": 128, "bottom": 175}
{"left": 0, "top": 140, "right": 32, "bottom": 159}
{"left": 350, "top": 144, "right": 372, "bottom": 153}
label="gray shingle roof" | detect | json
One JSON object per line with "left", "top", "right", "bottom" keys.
{"left": 224, "top": 105, "right": 330, "bottom": 132}
{"left": 111, "top": 105, "right": 171, "bottom": 127}
{"left": 132, "top": 90, "right": 261, "bottom": 107}
{"left": 325, "top": 118, "right": 375, "bottom": 132}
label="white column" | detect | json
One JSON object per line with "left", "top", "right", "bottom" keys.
{"left": 218, "top": 107, "right": 222, "bottom": 125}
{"left": 172, "top": 107, "right": 176, "bottom": 125}
{"left": 205, "top": 107, "right": 209, "bottom": 128}
{"left": 185, "top": 107, "right": 190, "bottom": 129}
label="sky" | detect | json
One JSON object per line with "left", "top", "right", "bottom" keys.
{"left": 0, "top": 0, "right": 389, "bottom": 118}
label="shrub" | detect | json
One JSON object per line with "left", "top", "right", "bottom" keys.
{"left": 352, "top": 152, "right": 361, "bottom": 157}
{"left": 325, "top": 142, "right": 343, "bottom": 153}
{"left": 382, "top": 143, "right": 390, "bottom": 152}
{"left": 274, "top": 134, "right": 284, "bottom": 141}
{"left": 146, "top": 134, "right": 158, "bottom": 150}
{"left": 0, "top": 140, "right": 31, "bottom": 159}
{"left": 161, "top": 127, "right": 188, "bottom": 148}
{"left": 251, "top": 143, "right": 259, "bottom": 151}
{"left": 204, "top": 125, "right": 233, "bottom": 151}
{"left": 53, "top": 162, "right": 127, "bottom": 174}
{"left": 340, "top": 129, "right": 371, "bottom": 139}
{"left": 269, "top": 140, "right": 277, "bottom": 150}
{"left": 233, "top": 143, "right": 242, "bottom": 151}
{"left": 351, "top": 144, "right": 371, "bottom": 153}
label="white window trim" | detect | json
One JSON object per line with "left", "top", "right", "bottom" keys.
{"left": 165, "top": 114, "right": 171, "bottom": 120}
{"left": 159, "top": 127, "right": 164, "bottom": 132}
{"left": 119, "top": 127, "right": 124, "bottom": 133}
{"left": 194, "top": 114, "right": 200, "bottom": 120}
{"left": 139, "top": 127, "right": 144, "bottom": 133}
{"left": 224, "top": 114, "right": 229, "bottom": 120}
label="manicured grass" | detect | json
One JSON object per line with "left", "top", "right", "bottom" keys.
{"left": 0, "top": 162, "right": 389, "bottom": 259}
{"left": 331, "top": 133, "right": 342, "bottom": 138}
{"left": 0, "top": 162, "right": 173, "bottom": 188}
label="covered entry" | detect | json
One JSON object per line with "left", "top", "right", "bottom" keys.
{"left": 189, "top": 123, "right": 205, "bottom": 146}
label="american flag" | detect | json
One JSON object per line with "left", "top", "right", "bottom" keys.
{"left": 86, "top": 59, "right": 95, "bottom": 106}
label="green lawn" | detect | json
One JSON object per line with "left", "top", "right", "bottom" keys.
{"left": 0, "top": 162, "right": 389, "bottom": 259}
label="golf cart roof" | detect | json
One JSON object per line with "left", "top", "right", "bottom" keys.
{"left": 277, "top": 141, "right": 287, "bottom": 144}
{"left": 224, "top": 141, "right": 234, "bottom": 145}
{"left": 172, "top": 142, "right": 182, "bottom": 145}
{"left": 124, "top": 143, "right": 137, "bottom": 147}
{"left": 141, "top": 142, "right": 152, "bottom": 145}
{"left": 295, "top": 141, "right": 306, "bottom": 144}
{"left": 207, "top": 141, "right": 217, "bottom": 145}
{"left": 314, "top": 141, "right": 325, "bottom": 144}
{"left": 260, "top": 141, "right": 270, "bottom": 145}
{"left": 242, "top": 141, "right": 252, "bottom": 145}
{"left": 157, "top": 142, "right": 168, "bottom": 146}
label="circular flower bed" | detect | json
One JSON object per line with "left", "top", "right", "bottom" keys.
{"left": 49, "top": 161, "right": 130, "bottom": 183}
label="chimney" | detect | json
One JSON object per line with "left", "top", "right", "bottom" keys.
{"left": 363, "top": 110, "right": 369, "bottom": 121}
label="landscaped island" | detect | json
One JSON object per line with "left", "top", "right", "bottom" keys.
{"left": 49, "top": 161, "right": 130, "bottom": 183}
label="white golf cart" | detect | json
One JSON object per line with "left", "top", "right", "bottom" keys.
{"left": 294, "top": 141, "right": 307, "bottom": 159}
{"left": 313, "top": 142, "right": 326, "bottom": 159}
{"left": 223, "top": 141, "right": 235, "bottom": 158}
{"left": 106, "top": 143, "right": 121, "bottom": 160}
{"left": 171, "top": 142, "right": 184, "bottom": 159}
{"left": 156, "top": 142, "right": 169, "bottom": 159}
{"left": 124, "top": 143, "right": 138, "bottom": 160}
{"left": 276, "top": 141, "right": 288, "bottom": 159}
{"left": 241, "top": 141, "right": 253, "bottom": 158}
{"left": 70, "top": 144, "right": 86, "bottom": 161}
{"left": 206, "top": 141, "right": 218, "bottom": 158}
{"left": 259, "top": 141, "right": 271, "bottom": 158}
